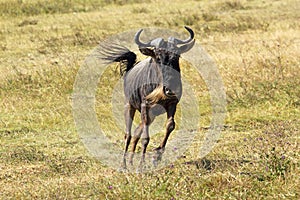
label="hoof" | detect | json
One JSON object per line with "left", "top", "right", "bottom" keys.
{"left": 152, "top": 147, "right": 165, "bottom": 166}
{"left": 118, "top": 166, "right": 128, "bottom": 173}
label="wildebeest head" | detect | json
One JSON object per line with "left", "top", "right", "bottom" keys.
{"left": 134, "top": 26, "right": 195, "bottom": 101}
{"left": 134, "top": 26, "right": 195, "bottom": 71}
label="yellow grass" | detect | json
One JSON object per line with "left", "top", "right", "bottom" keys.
{"left": 0, "top": 0, "right": 299, "bottom": 199}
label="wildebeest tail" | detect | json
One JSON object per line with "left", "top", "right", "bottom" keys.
{"left": 98, "top": 43, "right": 137, "bottom": 75}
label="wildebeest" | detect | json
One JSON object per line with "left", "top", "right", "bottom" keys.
{"left": 100, "top": 26, "right": 195, "bottom": 170}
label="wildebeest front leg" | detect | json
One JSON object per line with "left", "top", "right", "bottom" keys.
{"left": 129, "top": 123, "right": 143, "bottom": 165}
{"left": 122, "top": 103, "right": 136, "bottom": 169}
{"left": 153, "top": 104, "right": 177, "bottom": 164}
{"left": 139, "top": 102, "right": 149, "bottom": 168}
{"left": 130, "top": 110, "right": 155, "bottom": 166}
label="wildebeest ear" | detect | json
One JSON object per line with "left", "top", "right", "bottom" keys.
{"left": 139, "top": 47, "right": 155, "bottom": 57}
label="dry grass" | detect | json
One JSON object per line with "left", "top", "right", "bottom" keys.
{"left": 0, "top": 0, "right": 299, "bottom": 199}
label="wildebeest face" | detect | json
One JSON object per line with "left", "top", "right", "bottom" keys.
{"left": 134, "top": 27, "right": 195, "bottom": 101}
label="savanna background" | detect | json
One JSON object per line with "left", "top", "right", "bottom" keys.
{"left": 0, "top": 0, "right": 299, "bottom": 199}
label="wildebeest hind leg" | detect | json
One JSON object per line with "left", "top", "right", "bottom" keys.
{"left": 122, "top": 104, "right": 136, "bottom": 169}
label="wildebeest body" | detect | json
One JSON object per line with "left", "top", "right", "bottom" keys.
{"left": 99, "top": 27, "right": 195, "bottom": 170}
{"left": 124, "top": 57, "right": 182, "bottom": 112}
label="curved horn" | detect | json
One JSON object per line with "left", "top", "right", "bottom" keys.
{"left": 134, "top": 29, "right": 152, "bottom": 47}
{"left": 179, "top": 39, "right": 195, "bottom": 53}
{"left": 174, "top": 26, "right": 194, "bottom": 44}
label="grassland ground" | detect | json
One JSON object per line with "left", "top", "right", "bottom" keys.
{"left": 0, "top": 0, "right": 299, "bottom": 199}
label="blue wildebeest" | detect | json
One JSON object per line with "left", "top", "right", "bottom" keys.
{"left": 100, "top": 27, "right": 195, "bottom": 169}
